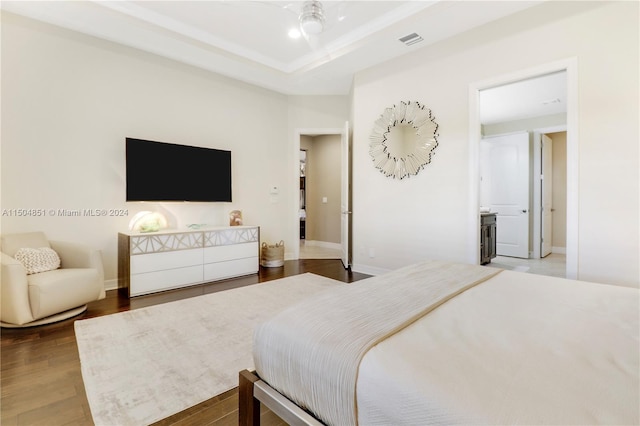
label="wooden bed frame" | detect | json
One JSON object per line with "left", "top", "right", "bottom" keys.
{"left": 239, "top": 370, "right": 324, "bottom": 426}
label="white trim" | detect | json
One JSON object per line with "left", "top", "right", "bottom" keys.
{"left": 292, "top": 128, "right": 343, "bottom": 261}
{"left": 468, "top": 83, "right": 482, "bottom": 265}
{"left": 469, "top": 58, "right": 579, "bottom": 279}
{"left": 532, "top": 131, "right": 542, "bottom": 260}
{"left": 552, "top": 246, "right": 567, "bottom": 255}
{"left": 350, "top": 263, "right": 391, "bottom": 276}
{"left": 104, "top": 278, "right": 118, "bottom": 291}
{"left": 564, "top": 60, "right": 579, "bottom": 279}
{"left": 534, "top": 124, "right": 567, "bottom": 134}
{"left": 303, "top": 240, "right": 342, "bottom": 251}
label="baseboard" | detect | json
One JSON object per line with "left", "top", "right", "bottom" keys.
{"left": 552, "top": 246, "right": 567, "bottom": 254}
{"left": 351, "top": 263, "right": 391, "bottom": 276}
{"left": 303, "top": 240, "right": 341, "bottom": 250}
{"left": 104, "top": 278, "right": 118, "bottom": 292}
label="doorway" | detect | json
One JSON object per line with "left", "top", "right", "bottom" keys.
{"left": 293, "top": 129, "right": 348, "bottom": 263}
{"left": 480, "top": 129, "right": 567, "bottom": 264}
{"left": 532, "top": 129, "right": 567, "bottom": 260}
{"left": 470, "top": 59, "right": 578, "bottom": 279}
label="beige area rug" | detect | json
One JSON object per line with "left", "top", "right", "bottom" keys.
{"left": 74, "top": 273, "right": 344, "bottom": 426}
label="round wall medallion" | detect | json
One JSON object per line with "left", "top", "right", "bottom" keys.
{"left": 369, "top": 101, "right": 439, "bottom": 179}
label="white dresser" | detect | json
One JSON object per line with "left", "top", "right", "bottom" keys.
{"left": 118, "top": 226, "right": 259, "bottom": 297}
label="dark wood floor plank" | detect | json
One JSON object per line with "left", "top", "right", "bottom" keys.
{"left": 172, "top": 393, "right": 240, "bottom": 426}
{"left": 1, "top": 380, "right": 79, "bottom": 420}
{"left": 1, "top": 260, "right": 369, "bottom": 425}
{"left": 17, "top": 394, "right": 88, "bottom": 426}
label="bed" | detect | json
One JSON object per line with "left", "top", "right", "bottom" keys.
{"left": 239, "top": 260, "right": 639, "bottom": 425}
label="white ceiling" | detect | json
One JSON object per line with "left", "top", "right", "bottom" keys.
{"left": 2, "top": 0, "right": 544, "bottom": 96}
{"left": 3, "top": 1, "right": 566, "bottom": 124}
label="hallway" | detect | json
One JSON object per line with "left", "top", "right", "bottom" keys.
{"left": 299, "top": 240, "right": 341, "bottom": 259}
{"left": 486, "top": 253, "right": 566, "bottom": 278}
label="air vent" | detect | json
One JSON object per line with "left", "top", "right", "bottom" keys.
{"left": 399, "top": 33, "right": 423, "bottom": 46}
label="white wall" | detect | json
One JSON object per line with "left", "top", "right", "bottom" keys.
{"left": 351, "top": 1, "right": 639, "bottom": 287}
{"left": 0, "top": 13, "right": 349, "bottom": 284}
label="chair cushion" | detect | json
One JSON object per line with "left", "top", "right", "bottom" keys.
{"left": 27, "top": 268, "right": 102, "bottom": 319}
{"left": 14, "top": 247, "right": 61, "bottom": 275}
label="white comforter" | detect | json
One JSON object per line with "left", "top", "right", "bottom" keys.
{"left": 253, "top": 261, "right": 639, "bottom": 425}
{"left": 253, "top": 260, "right": 500, "bottom": 425}
{"left": 357, "top": 270, "right": 639, "bottom": 425}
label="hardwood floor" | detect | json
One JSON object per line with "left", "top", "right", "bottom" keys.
{"left": 1, "top": 259, "right": 369, "bottom": 426}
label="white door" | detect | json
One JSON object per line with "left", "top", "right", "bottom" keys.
{"left": 340, "top": 121, "right": 351, "bottom": 269}
{"left": 480, "top": 132, "right": 530, "bottom": 258}
{"left": 541, "top": 134, "right": 553, "bottom": 257}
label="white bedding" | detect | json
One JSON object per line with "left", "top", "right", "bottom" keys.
{"left": 357, "top": 270, "right": 639, "bottom": 425}
{"left": 253, "top": 262, "right": 639, "bottom": 425}
{"left": 253, "top": 260, "right": 500, "bottom": 425}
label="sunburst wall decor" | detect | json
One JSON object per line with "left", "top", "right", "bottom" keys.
{"left": 369, "top": 101, "right": 439, "bottom": 179}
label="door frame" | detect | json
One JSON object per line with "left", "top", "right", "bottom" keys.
{"left": 468, "top": 57, "right": 579, "bottom": 279}
{"left": 340, "top": 121, "right": 351, "bottom": 269}
{"left": 291, "top": 127, "right": 345, "bottom": 261}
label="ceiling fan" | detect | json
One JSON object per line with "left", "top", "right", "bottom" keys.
{"left": 298, "top": 0, "right": 326, "bottom": 36}
{"left": 243, "top": 0, "right": 342, "bottom": 49}
{"left": 289, "top": 0, "right": 345, "bottom": 51}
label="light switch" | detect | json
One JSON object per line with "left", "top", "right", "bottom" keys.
{"left": 322, "top": 197, "right": 328, "bottom": 203}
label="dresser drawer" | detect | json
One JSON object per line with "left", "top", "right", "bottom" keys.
{"left": 203, "top": 242, "right": 258, "bottom": 264}
{"left": 204, "top": 257, "right": 259, "bottom": 282}
{"left": 130, "top": 248, "right": 203, "bottom": 274}
{"left": 130, "top": 266, "right": 204, "bottom": 296}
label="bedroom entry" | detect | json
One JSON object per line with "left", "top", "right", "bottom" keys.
{"left": 478, "top": 70, "right": 568, "bottom": 262}
{"left": 471, "top": 60, "right": 577, "bottom": 279}
{"left": 296, "top": 123, "right": 351, "bottom": 268}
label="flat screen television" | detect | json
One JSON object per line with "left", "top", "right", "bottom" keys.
{"left": 126, "top": 138, "right": 232, "bottom": 202}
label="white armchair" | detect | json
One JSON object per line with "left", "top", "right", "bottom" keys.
{"left": 1, "top": 232, "right": 105, "bottom": 327}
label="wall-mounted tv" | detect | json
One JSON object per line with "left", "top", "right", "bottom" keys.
{"left": 126, "top": 138, "right": 232, "bottom": 202}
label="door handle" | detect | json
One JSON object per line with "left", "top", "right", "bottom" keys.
{"left": 521, "top": 209, "right": 528, "bottom": 213}
{"left": 342, "top": 211, "right": 352, "bottom": 215}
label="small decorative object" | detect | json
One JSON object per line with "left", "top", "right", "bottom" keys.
{"left": 129, "top": 211, "right": 168, "bottom": 233}
{"left": 229, "top": 210, "right": 243, "bottom": 226}
{"left": 369, "top": 100, "right": 439, "bottom": 179}
{"left": 140, "top": 221, "right": 161, "bottom": 233}
{"left": 186, "top": 224, "right": 207, "bottom": 230}
{"left": 261, "top": 240, "right": 285, "bottom": 267}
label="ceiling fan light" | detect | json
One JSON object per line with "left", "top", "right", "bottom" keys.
{"left": 299, "top": 0, "right": 325, "bottom": 35}
{"left": 300, "top": 18, "right": 324, "bottom": 35}
{"left": 288, "top": 28, "right": 302, "bottom": 39}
